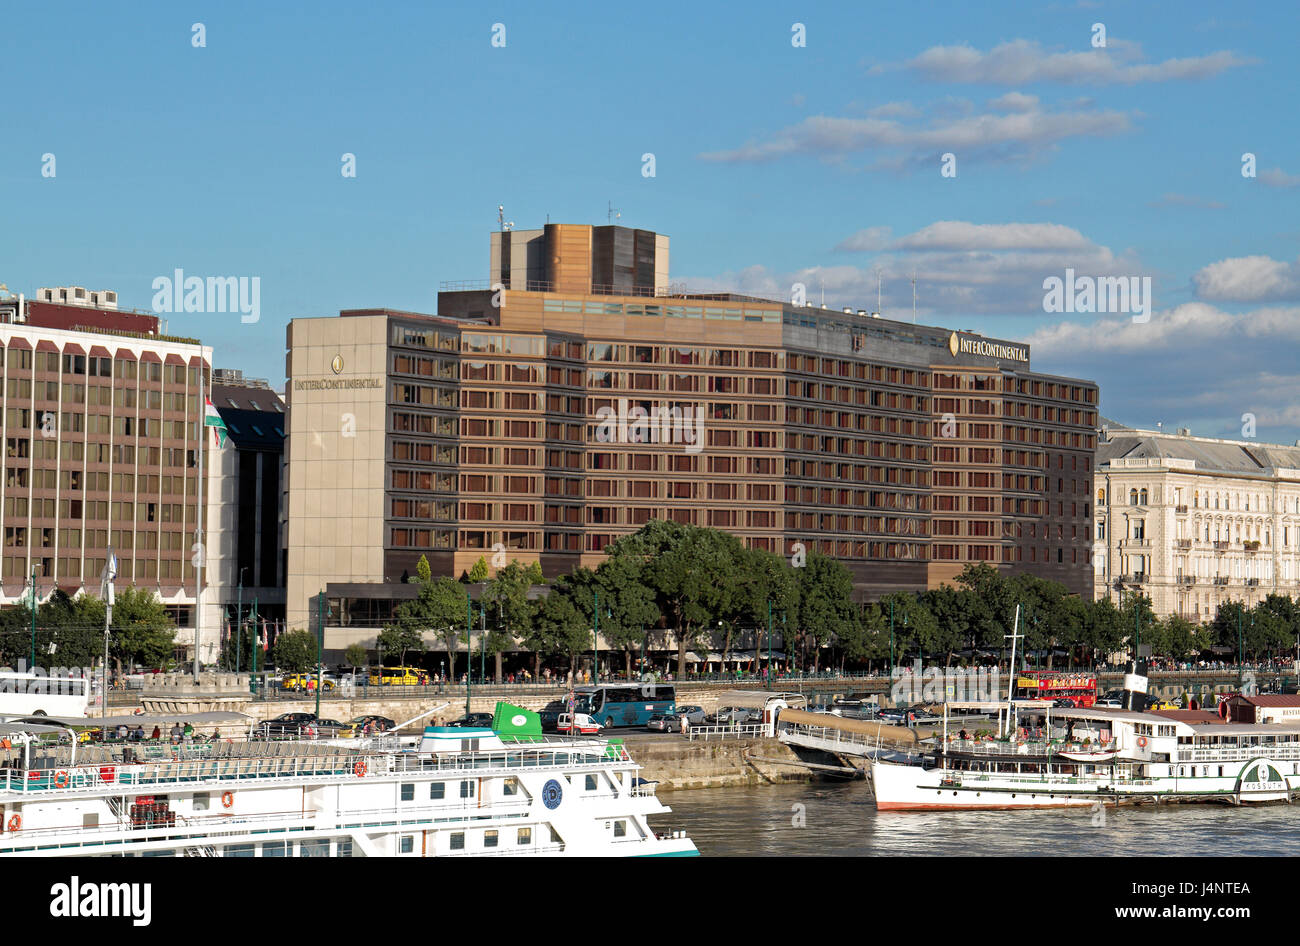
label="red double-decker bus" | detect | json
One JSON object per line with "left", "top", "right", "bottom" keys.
{"left": 1012, "top": 671, "right": 1097, "bottom": 707}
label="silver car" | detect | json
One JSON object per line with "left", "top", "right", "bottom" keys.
{"left": 646, "top": 714, "right": 683, "bottom": 733}
{"left": 674, "top": 705, "right": 707, "bottom": 724}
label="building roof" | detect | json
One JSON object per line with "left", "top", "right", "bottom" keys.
{"left": 1229, "top": 694, "right": 1300, "bottom": 707}
{"left": 1097, "top": 428, "right": 1300, "bottom": 476}
{"left": 1150, "top": 709, "right": 1225, "bottom": 724}
{"left": 211, "top": 382, "right": 286, "bottom": 450}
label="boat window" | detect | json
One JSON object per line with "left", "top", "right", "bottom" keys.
{"left": 460, "top": 780, "right": 475, "bottom": 798}
{"left": 430, "top": 782, "right": 445, "bottom": 800}
{"left": 400, "top": 783, "right": 414, "bottom": 801}
{"left": 484, "top": 830, "right": 499, "bottom": 849}
{"left": 503, "top": 777, "right": 518, "bottom": 796}
{"left": 301, "top": 839, "right": 330, "bottom": 857}
{"left": 223, "top": 844, "right": 254, "bottom": 857}
{"left": 518, "top": 827, "right": 532, "bottom": 845}
{"left": 614, "top": 820, "right": 627, "bottom": 837}
{"left": 450, "top": 832, "right": 465, "bottom": 850}
{"left": 399, "top": 836, "right": 415, "bottom": 854}
{"left": 262, "top": 841, "right": 288, "bottom": 857}
{"left": 585, "top": 774, "right": 598, "bottom": 791}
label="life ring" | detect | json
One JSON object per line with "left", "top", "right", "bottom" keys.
{"left": 53, "top": 771, "right": 69, "bottom": 789}
{"left": 1136, "top": 736, "right": 1148, "bottom": 749}
{"left": 354, "top": 760, "right": 367, "bottom": 778}
{"left": 221, "top": 791, "right": 234, "bottom": 809}
{"left": 6, "top": 815, "right": 19, "bottom": 832}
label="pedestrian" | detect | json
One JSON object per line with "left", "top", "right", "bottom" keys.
{"left": 116, "top": 723, "right": 128, "bottom": 741}
{"left": 132, "top": 724, "right": 145, "bottom": 742}
{"left": 680, "top": 715, "right": 689, "bottom": 737}
{"left": 170, "top": 723, "right": 182, "bottom": 744}
{"left": 150, "top": 725, "right": 161, "bottom": 741}
{"left": 183, "top": 721, "right": 194, "bottom": 742}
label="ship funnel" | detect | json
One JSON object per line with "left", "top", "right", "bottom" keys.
{"left": 1122, "top": 658, "right": 1149, "bottom": 712}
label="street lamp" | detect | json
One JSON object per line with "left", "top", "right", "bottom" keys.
{"left": 28, "top": 564, "right": 41, "bottom": 671}
{"left": 236, "top": 567, "right": 247, "bottom": 674}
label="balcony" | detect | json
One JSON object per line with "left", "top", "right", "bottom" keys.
{"left": 1176, "top": 538, "right": 1192, "bottom": 549}
{"left": 1214, "top": 541, "right": 1230, "bottom": 551}
{"left": 1175, "top": 505, "right": 1188, "bottom": 514}
{"left": 1213, "top": 576, "right": 1230, "bottom": 585}
{"left": 1177, "top": 575, "right": 1195, "bottom": 585}
{"left": 1246, "top": 578, "right": 1261, "bottom": 587}
{"left": 1244, "top": 540, "right": 1261, "bottom": 552}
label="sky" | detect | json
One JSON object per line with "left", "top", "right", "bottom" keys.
{"left": 2, "top": 1, "right": 1298, "bottom": 443}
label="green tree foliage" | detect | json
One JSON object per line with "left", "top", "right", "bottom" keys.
{"left": 528, "top": 571, "right": 596, "bottom": 676}
{"left": 467, "top": 557, "right": 490, "bottom": 583}
{"left": 793, "top": 553, "right": 858, "bottom": 672}
{"left": 272, "top": 629, "right": 316, "bottom": 673}
{"left": 343, "top": 643, "right": 368, "bottom": 673}
{"left": 386, "top": 555, "right": 461, "bottom": 674}
{"left": 482, "top": 561, "right": 543, "bottom": 680}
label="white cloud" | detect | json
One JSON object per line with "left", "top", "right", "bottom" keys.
{"left": 904, "top": 39, "right": 1253, "bottom": 85}
{"left": 1260, "top": 167, "right": 1300, "bottom": 189}
{"left": 699, "top": 101, "right": 1133, "bottom": 166}
{"left": 867, "top": 102, "right": 919, "bottom": 118}
{"left": 681, "top": 219, "right": 1143, "bottom": 317}
{"left": 988, "top": 91, "right": 1040, "bottom": 112}
{"left": 1193, "top": 255, "right": 1300, "bottom": 302}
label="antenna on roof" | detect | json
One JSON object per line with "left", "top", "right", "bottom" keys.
{"left": 910, "top": 271, "right": 918, "bottom": 324}
{"left": 497, "top": 205, "right": 514, "bottom": 232}
{"left": 607, "top": 201, "right": 621, "bottom": 224}
{"left": 820, "top": 278, "right": 825, "bottom": 308}
{"left": 874, "top": 269, "right": 882, "bottom": 316}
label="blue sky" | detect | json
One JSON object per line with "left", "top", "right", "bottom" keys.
{"left": 3, "top": 1, "right": 1298, "bottom": 442}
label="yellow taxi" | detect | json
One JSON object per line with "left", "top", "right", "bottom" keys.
{"left": 282, "top": 673, "right": 335, "bottom": 692}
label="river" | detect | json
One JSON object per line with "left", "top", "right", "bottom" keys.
{"left": 653, "top": 780, "right": 1300, "bottom": 856}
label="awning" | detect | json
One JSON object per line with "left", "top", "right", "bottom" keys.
{"left": 0, "top": 722, "right": 73, "bottom": 737}
{"left": 10, "top": 711, "right": 252, "bottom": 729}
{"left": 717, "top": 690, "right": 809, "bottom": 710}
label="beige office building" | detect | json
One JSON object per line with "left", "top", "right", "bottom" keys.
{"left": 1094, "top": 421, "right": 1300, "bottom": 621}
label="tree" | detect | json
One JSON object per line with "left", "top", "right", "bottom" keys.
{"left": 528, "top": 573, "right": 596, "bottom": 679}
{"left": 105, "top": 587, "right": 176, "bottom": 674}
{"left": 273, "top": 629, "right": 316, "bottom": 673}
{"left": 467, "top": 557, "right": 490, "bottom": 583}
{"left": 482, "top": 561, "right": 542, "bottom": 681}
{"left": 343, "top": 643, "right": 368, "bottom": 677}
{"left": 793, "top": 553, "right": 857, "bottom": 672}
{"left": 918, "top": 584, "right": 971, "bottom": 668}
{"left": 734, "top": 548, "right": 797, "bottom": 675}
{"left": 596, "top": 536, "right": 664, "bottom": 678}
{"left": 388, "top": 556, "right": 461, "bottom": 675}
{"left": 955, "top": 563, "right": 1018, "bottom": 657}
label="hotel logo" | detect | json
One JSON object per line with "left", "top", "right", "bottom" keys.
{"left": 949, "top": 331, "right": 1028, "bottom": 363}
{"left": 331, "top": 354, "right": 344, "bottom": 374}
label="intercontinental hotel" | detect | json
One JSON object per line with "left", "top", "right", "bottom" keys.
{"left": 285, "top": 223, "right": 1099, "bottom": 638}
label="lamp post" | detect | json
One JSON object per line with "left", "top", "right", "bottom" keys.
{"left": 766, "top": 599, "right": 773, "bottom": 687}
{"left": 315, "top": 592, "right": 325, "bottom": 718}
{"left": 28, "top": 566, "right": 39, "bottom": 671}
{"left": 236, "top": 567, "right": 246, "bottom": 674}
{"left": 593, "top": 589, "right": 599, "bottom": 685}
{"left": 480, "top": 602, "right": 486, "bottom": 685}
{"left": 250, "top": 597, "right": 259, "bottom": 694}
{"left": 889, "top": 598, "right": 895, "bottom": 683}
{"left": 465, "top": 590, "right": 473, "bottom": 717}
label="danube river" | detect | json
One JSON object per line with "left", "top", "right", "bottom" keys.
{"left": 654, "top": 780, "right": 1300, "bottom": 856}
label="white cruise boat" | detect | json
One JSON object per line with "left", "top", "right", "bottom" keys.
{"left": 0, "top": 703, "right": 697, "bottom": 857}
{"left": 872, "top": 705, "right": 1300, "bottom": 811}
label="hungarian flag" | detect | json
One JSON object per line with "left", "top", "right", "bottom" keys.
{"left": 204, "top": 397, "right": 228, "bottom": 447}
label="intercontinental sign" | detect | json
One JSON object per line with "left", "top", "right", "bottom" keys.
{"left": 948, "top": 331, "right": 1029, "bottom": 363}
{"left": 292, "top": 377, "right": 382, "bottom": 391}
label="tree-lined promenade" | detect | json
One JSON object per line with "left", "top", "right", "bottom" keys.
{"left": 300, "top": 520, "right": 1300, "bottom": 683}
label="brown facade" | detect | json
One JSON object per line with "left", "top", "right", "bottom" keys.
{"left": 0, "top": 300, "right": 209, "bottom": 606}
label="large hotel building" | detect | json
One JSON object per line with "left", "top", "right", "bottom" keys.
{"left": 0, "top": 290, "right": 213, "bottom": 642}
{"left": 286, "top": 224, "right": 1099, "bottom": 638}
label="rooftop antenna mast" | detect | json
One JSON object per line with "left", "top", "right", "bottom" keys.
{"left": 820, "top": 277, "right": 825, "bottom": 307}
{"left": 497, "top": 204, "right": 513, "bottom": 232}
{"left": 607, "top": 201, "right": 621, "bottom": 224}
{"left": 910, "top": 271, "right": 918, "bottom": 324}
{"left": 874, "top": 269, "right": 882, "bottom": 315}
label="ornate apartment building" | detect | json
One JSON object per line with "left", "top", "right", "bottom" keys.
{"left": 1093, "top": 421, "right": 1300, "bottom": 621}
{"left": 284, "top": 223, "right": 1099, "bottom": 645}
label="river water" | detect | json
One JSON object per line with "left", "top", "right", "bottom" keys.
{"left": 653, "top": 780, "right": 1300, "bottom": 856}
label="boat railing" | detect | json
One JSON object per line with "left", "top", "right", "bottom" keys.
{"left": 686, "top": 723, "right": 767, "bottom": 741}
{"left": 946, "top": 738, "right": 1119, "bottom": 757}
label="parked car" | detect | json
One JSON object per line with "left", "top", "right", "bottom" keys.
{"left": 1095, "top": 697, "right": 1123, "bottom": 708}
{"left": 445, "top": 713, "right": 494, "bottom": 729}
{"left": 646, "top": 714, "right": 683, "bottom": 733}
{"left": 339, "top": 715, "right": 396, "bottom": 737}
{"left": 1147, "top": 698, "right": 1179, "bottom": 711}
{"left": 259, "top": 713, "right": 318, "bottom": 738}
{"left": 281, "top": 673, "right": 335, "bottom": 692}
{"left": 707, "top": 707, "right": 754, "bottom": 726}
{"left": 673, "top": 705, "right": 707, "bottom": 724}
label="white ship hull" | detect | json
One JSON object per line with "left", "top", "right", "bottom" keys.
{"left": 871, "top": 756, "right": 1300, "bottom": 811}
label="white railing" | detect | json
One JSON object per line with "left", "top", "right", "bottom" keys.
{"left": 686, "top": 723, "right": 767, "bottom": 741}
